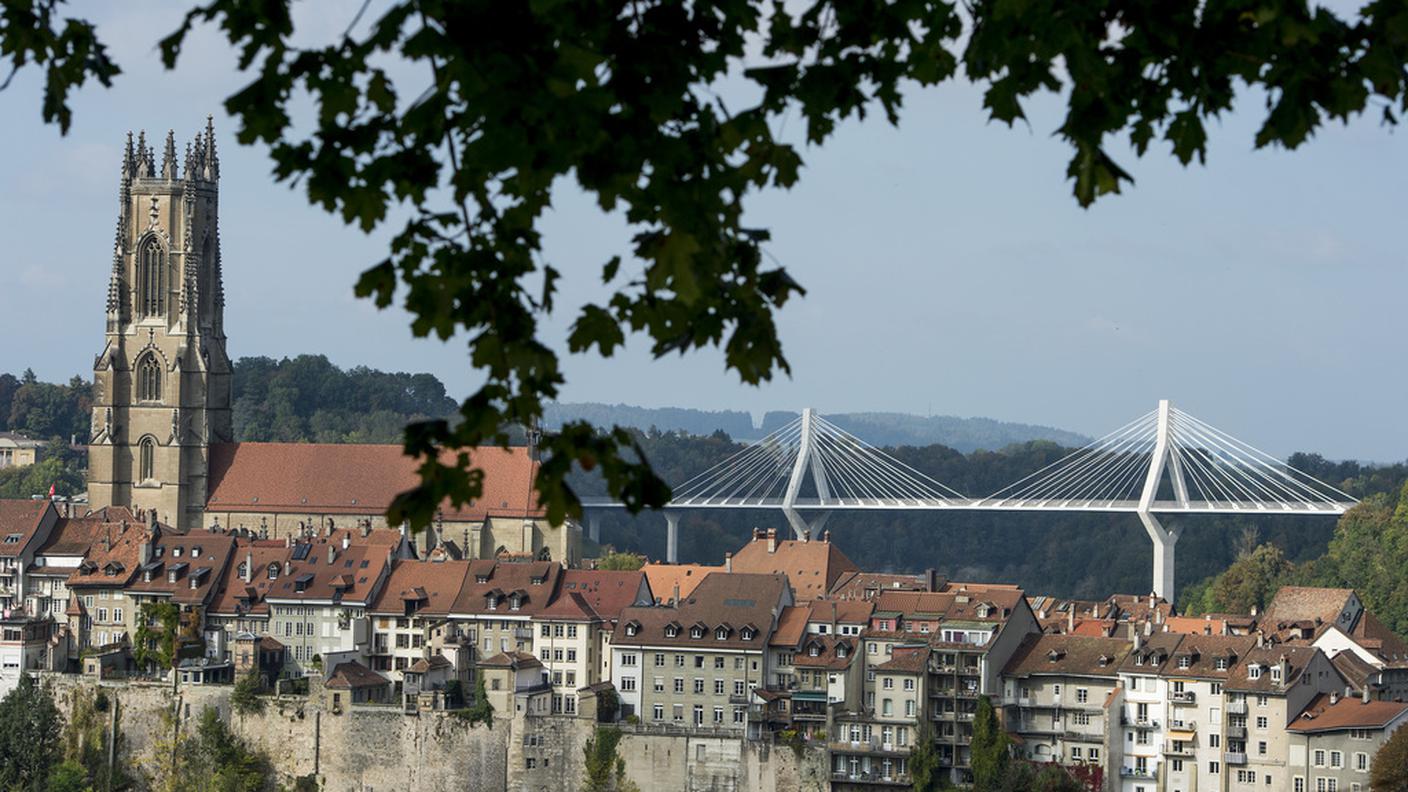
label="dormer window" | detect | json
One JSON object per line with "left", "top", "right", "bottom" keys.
{"left": 741, "top": 627, "right": 755, "bottom": 641}
{"left": 690, "top": 627, "right": 704, "bottom": 639}
{"left": 715, "top": 627, "right": 728, "bottom": 640}
{"left": 624, "top": 621, "right": 640, "bottom": 637}
{"left": 1248, "top": 664, "right": 1262, "bottom": 680}
{"left": 1135, "top": 654, "right": 1145, "bottom": 666}
{"left": 486, "top": 595, "right": 499, "bottom": 610}
{"left": 665, "top": 625, "right": 680, "bottom": 638}
{"left": 237, "top": 562, "right": 248, "bottom": 578}
{"left": 837, "top": 645, "right": 848, "bottom": 658}
{"left": 267, "top": 564, "right": 279, "bottom": 581}
{"left": 510, "top": 595, "right": 522, "bottom": 611}
{"left": 1271, "top": 666, "right": 1283, "bottom": 682}
{"left": 809, "top": 644, "right": 820, "bottom": 657}
{"left": 1178, "top": 656, "right": 1191, "bottom": 669}
{"left": 475, "top": 575, "right": 490, "bottom": 584}
{"left": 172, "top": 547, "right": 182, "bottom": 558}
{"left": 191, "top": 546, "right": 201, "bottom": 557}
{"left": 1215, "top": 658, "right": 1229, "bottom": 670}
{"left": 531, "top": 575, "right": 545, "bottom": 585}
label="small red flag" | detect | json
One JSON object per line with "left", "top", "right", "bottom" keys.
{"left": 48, "top": 483, "right": 56, "bottom": 498}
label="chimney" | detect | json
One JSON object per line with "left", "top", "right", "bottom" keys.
{"left": 1250, "top": 605, "right": 1259, "bottom": 617}
{"left": 1255, "top": 630, "right": 1265, "bottom": 648}
{"left": 328, "top": 544, "right": 336, "bottom": 564}
{"left": 1363, "top": 684, "right": 1371, "bottom": 704}
{"left": 1133, "top": 632, "right": 1143, "bottom": 651}
{"left": 752, "top": 527, "right": 762, "bottom": 542}
{"left": 1067, "top": 608, "right": 1075, "bottom": 634}
{"left": 821, "top": 529, "right": 831, "bottom": 543}
{"left": 672, "top": 582, "right": 680, "bottom": 606}
{"left": 724, "top": 552, "right": 732, "bottom": 573}
{"left": 243, "top": 552, "right": 253, "bottom": 583}
{"left": 767, "top": 528, "right": 776, "bottom": 554}
{"left": 342, "top": 532, "right": 351, "bottom": 551}
{"left": 926, "top": 568, "right": 938, "bottom": 593}
{"left": 1330, "top": 692, "right": 1339, "bottom": 705}
{"left": 138, "top": 538, "right": 151, "bottom": 567}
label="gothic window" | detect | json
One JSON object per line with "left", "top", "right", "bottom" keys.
{"left": 138, "top": 437, "right": 156, "bottom": 482}
{"left": 137, "top": 236, "right": 166, "bottom": 317}
{"left": 137, "top": 354, "right": 162, "bottom": 402}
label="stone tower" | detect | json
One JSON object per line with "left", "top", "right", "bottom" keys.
{"left": 87, "top": 120, "right": 232, "bottom": 530}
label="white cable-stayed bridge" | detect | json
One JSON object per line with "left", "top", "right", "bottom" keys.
{"left": 580, "top": 400, "right": 1356, "bottom": 601}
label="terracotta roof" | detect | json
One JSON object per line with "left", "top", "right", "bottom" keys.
{"left": 209, "top": 541, "right": 296, "bottom": 617}
{"left": 1118, "top": 633, "right": 1184, "bottom": 674}
{"left": 260, "top": 537, "right": 392, "bottom": 607}
{"left": 1004, "top": 634, "right": 1133, "bottom": 678}
{"left": 806, "top": 599, "right": 876, "bottom": 626}
{"left": 876, "top": 645, "right": 930, "bottom": 674}
{"left": 326, "top": 661, "right": 389, "bottom": 690}
{"left": 1350, "top": 611, "right": 1408, "bottom": 663}
{"left": 125, "top": 533, "right": 236, "bottom": 606}
{"left": 1162, "top": 635, "right": 1258, "bottom": 681}
{"left": 449, "top": 560, "right": 561, "bottom": 617}
{"left": 66, "top": 523, "right": 153, "bottom": 588}
{"left": 642, "top": 562, "right": 723, "bottom": 603}
{"left": 0, "top": 499, "right": 51, "bottom": 557}
{"left": 206, "top": 443, "right": 544, "bottom": 520}
{"left": 543, "top": 569, "right": 650, "bottom": 621}
{"left": 408, "top": 654, "right": 453, "bottom": 673}
{"left": 729, "top": 532, "right": 859, "bottom": 600}
{"left": 828, "top": 571, "right": 930, "bottom": 600}
{"left": 1288, "top": 693, "right": 1408, "bottom": 732}
{"left": 793, "top": 635, "right": 858, "bottom": 670}
{"left": 770, "top": 605, "right": 810, "bottom": 648}
{"left": 1330, "top": 651, "right": 1379, "bottom": 693}
{"left": 875, "top": 585, "right": 1025, "bottom": 624}
{"left": 1069, "top": 619, "right": 1117, "bottom": 638}
{"left": 367, "top": 559, "right": 471, "bottom": 616}
{"left": 614, "top": 573, "right": 787, "bottom": 651}
{"left": 34, "top": 516, "right": 109, "bottom": 558}
{"left": 479, "top": 650, "right": 542, "bottom": 669}
{"left": 1264, "top": 587, "right": 1357, "bottom": 626}
{"left": 1227, "top": 645, "right": 1323, "bottom": 692}
{"left": 1163, "top": 616, "right": 1233, "bottom": 636}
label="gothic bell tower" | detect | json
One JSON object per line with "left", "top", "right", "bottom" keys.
{"left": 87, "top": 119, "right": 232, "bottom": 530}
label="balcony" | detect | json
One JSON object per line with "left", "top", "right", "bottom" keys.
{"left": 728, "top": 694, "right": 751, "bottom": 705}
{"left": 1164, "top": 742, "right": 1194, "bottom": 757}
{"left": 956, "top": 711, "right": 975, "bottom": 721}
{"left": 956, "top": 688, "right": 980, "bottom": 699}
{"left": 931, "top": 709, "right": 956, "bottom": 721}
{"left": 1225, "top": 752, "right": 1247, "bottom": 766}
{"left": 1062, "top": 729, "right": 1104, "bottom": 742}
{"left": 1167, "top": 720, "right": 1197, "bottom": 733}
{"left": 829, "top": 740, "right": 910, "bottom": 756}
{"left": 513, "top": 628, "right": 534, "bottom": 640}
{"left": 1226, "top": 725, "right": 1247, "bottom": 740}
{"left": 1168, "top": 690, "right": 1196, "bottom": 704}
{"left": 1228, "top": 700, "right": 1248, "bottom": 715}
{"left": 1124, "top": 717, "right": 1160, "bottom": 730}
{"left": 1119, "top": 767, "right": 1157, "bottom": 780}
{"left": 831, "top": 771, "right": 911, "bottom": 787}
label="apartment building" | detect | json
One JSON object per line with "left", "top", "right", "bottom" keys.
{"left": 65, "top": 521, "right": 155, "bottom": 651}
{"left": 792, "top": 634, "right": 862, "bottom": 735}
{"left": 531, "top": 568, "right": 650, "bottom": 715}
{"left": 1223, "top": 645, "right": 1342, "bottom": 790}
{"left": 205, "top": 539, "right": 297, "bottom": 661}
{"left": 1115, "top": 632, "right": 1182, "bottom": 792}
{"left": 262, "top": 532, "right": 393, "bottom": 672}
{"left": 123, "top": 530, "right": 235, "bottom": 668}
{"left": 728, "top": 528, "right": 859, "bottom": 600}
{"left": 831, "top": 644, "right": 926, "bottom": 789}
{"left": 1287, "top": 692, "right": 1408, "bottom": 792}
{"left": 0, "top": 499, "right": 57, "bottom": 610}
{"left": 610, "top": 572, "right": 790, "bottom": 728}
{"left": 366, "top": 558, "right": 471, "bottom": 681}
{"left": 23, "top": 512, "right": 106, "bottom": 620}
{"left": 448, "top": 560, "right": 562, "bottom": 660}
{"left": 1001, "top": 633, "right": 1132, "bottom": 784}
{"left": 0, "top": 433, "right": 43, "bottom": 469}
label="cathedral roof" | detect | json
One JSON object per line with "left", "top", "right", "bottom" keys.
{"left": 204, "top": 443, "right": 545, "bottom": 521}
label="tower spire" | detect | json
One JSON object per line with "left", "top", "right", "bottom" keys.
{"left": 203, "top": 115, "right": 219, "bottom": 181}
{"left": 122, "top": 132, "right": 136, "bottom": 183}
{"left": 161, "top": 129, "right": 178, "bottom": 180}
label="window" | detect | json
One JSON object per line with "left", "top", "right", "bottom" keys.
{"left": 883, "top": 678, "right": 893, "bottom": 690}
{"left": 620, "top": 677, "right": 635, "bottom": 692}
{"left": 734, "top": 680, "right": 745, "bottom": 696}
{"left": 138, "top": 236, "right": 166, "bottom": 317}
{"left": 653, "top": 677, "right": 664, "bottom": 692}
{"left": 1314, "top": 750, "right": 1326, "bottom": 767}
{"left": 1256, "top": 716, "right": 1268, "bottom": 729}
{"left": 137, "top": 354, "right": 162, "bottom": 402}
{"left": 620, "top": 653, "right": 637, "bottom": 667}
{"left": 714, "top": 657, "right": 725, "bottom": 669}
{"left": 1293, "top": 777, "right": 1305, "bottom": 792}
{"left": 1171, "top": 759, "right": 1183, "bottom": 772}
{"left": 1258, "top": 741, "right": 1267, "bottom": 756}
{"left": 139, "top": 437, "right": 156, "bottom": 481}
{"left": 654, "top": 653, "right": 665, "bottom": 667}
{"left": 1331, "top": 751, "right": 1343, "bottom": 769}
{"left": 1354, "top": 752, "right": 1368, "bottom": 772}
{"left": 1089, "top": 748, "right": 1099, "bottom": 762}
{"left": 1237, "top": 770, "right": 1257, "bottom": 783}
{"left": 674, "top": 678, "right": 684, "bottom": 693}
{"left": 714, "top": 679, "right": 725, "bottom": 695}
{"left": 1210, "top": 761, "right": 1220, "bottom": 774}
{"left": 1249, "top": 665, "right": 1262, "bottom": 680}
{"left": 1076, "top": 688, "right": 1088, "bottom": 703}
{"left": 694, "top": 678, "right": 705, "bottom": 694}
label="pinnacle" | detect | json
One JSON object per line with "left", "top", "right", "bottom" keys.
{"left": 162, "top": 129, "right": 178, "bottom": 180}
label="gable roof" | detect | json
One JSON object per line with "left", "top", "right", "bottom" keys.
{"left": 449, "top": 561, "right": 561, "bottom": 617}
{"left": 641, "top": 562, "right": 724, "bottom": 603}
{"left": 206, "top": 443, "right": 543, "bottom": 520}
{"left": 66, "top": 523, "right": 153, "bottom": 588}
{"left": 367, "top": 559, "right": 472, "bottom": 616}
{"left": 260, "top": 537, "right": 391, "bottom": 606}
{"left": 770, "top": 605, "right": 811, "bottom": 648}
{"left": 1004, "top": 634, "right": 1133, "bottom": 678}
{"left": 33, "top": 515, "right": 109, "bottom": 559}
{"left": 540, "top": 569, "right": 650, "bottom": 622}
{"left": 0, "top": 499, "right": 51, "bottom": 557}
{"left": 1263, "top": 586, "right": 1357, "bottom": 626}
{"left": 124, "top": 532, "right": 236, "bottom": 606}
{"left": 729, "top": 532, "right": 859, "bottom": 600}
{"left": 326, "top": 661, "right": 389, "bottom": 690}
{"left": 1227, "top": 645, "right": 1324, "bottom": 692}
{"left": 1288, "top": 693, "right": 1408, "bottom": 733}
{"left": 828, "top": 571, "right": 931, "bottom": 600}
{"left": 614, "top": 573, "right": 788, "bottom": 651}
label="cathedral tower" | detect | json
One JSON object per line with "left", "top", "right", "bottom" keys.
{"left": 88, "top": 120, "right": 232, "bottom": 529}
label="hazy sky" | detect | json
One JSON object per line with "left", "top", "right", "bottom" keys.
{"left": 2, "top": 3, "right": 1404, "bottom": 462}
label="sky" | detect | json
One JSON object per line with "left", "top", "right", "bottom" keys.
{"left": 1, "top": 3, "right": 1404, "bottom": 462}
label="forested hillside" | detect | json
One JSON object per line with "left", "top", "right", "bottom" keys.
{"left": 546, "top": 403, "right": 1089, "bottom": 452}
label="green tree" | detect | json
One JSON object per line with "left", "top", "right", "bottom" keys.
{"left": 0, "top": 675, "right": 64, "bottom": 791}
{"left": 582, "top": 726, "right": 638, "bottom": 792}
{"left": 1305, "top": 483, "right": 1408, "bottom": 637}
{"left": 45, "top": 761, "right": 90, "bottom": 792}
{"left": 970, "top": 695, "right": 1008, "bottom": 792}
{"left": 595, "top": 551, "right": 645, "bottom": 571}
{"left": 454, "top": 676, "right": 494, "bottom": 728}
{"left": 1183, "top": 543, "right": 1296, "bottom": 616}
{"left": 133, "top": 601, "right": 182, "bottom": 675}
{"left": 60, "top": 686, "right": 126, "bottom": 792}
{"left": 230, "top": 670, "right": 265, "bottom": 717}
{"left": 908, "top": 721, "right": 943, "bottom": 792}
{"left": 1373, "top": 722, "right": 1408, "bottom": 792}
{"left": 10, "top": 0, "right": 1408, "bottom": 534}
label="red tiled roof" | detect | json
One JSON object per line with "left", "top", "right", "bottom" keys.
{"left": 729, "top": 533, "right": 859, "bottom": 600}
{"left": 449, "top": 561, "right": 561, "bottom": 617}
{"left": 0, "top": 499, "right": 51, "bottom": 557}
{"left": 828, "top": 571, "right": 929, "bottom": 600}
{"left": 541, "top": 569, "right": 649, "bottom": 622}
{"left": 794, "top": 635, "right": 858, "bottom": 670}
{"left": 206, "top": 443, "right": 544, "bottom": 520}
{"left": 124, "top": 533, "right": 235, "bottom": 606}
{"left": 261, "top": 537, "right": 391, "bottom": 607}
{"left": 1263, "top": 587, "right": 1357, "bottom": 626}
{"left": 769, "top": 606, "right": 810, "bottom": 648}
{"left": 1288, "top": 693, "right": 1408, "bottom": 732}
{"left": 614, "top": 573, "right": 787, "bottom": 651}
{"left": 326, "top": 661, "right": 389, "bottom": 690}
{"left": 876, "top": 645, "right": 930, "bottom": 674}
{"left": 67, "top": 523, "right": 153, "bottom": 588}
{"left": 1004, "top": 634, "right": 1132, "bottom": 678}
{"left": 367, "top": 559, "right": 472, "bottom": 616}
{"left": 210, "top": 540, "right": 295, "bottom": 617}
{"left": 34, "top": 516, "right": 109, "bottom": 558}
{"left": 642, "top": 563, "right": 723, "bottom": 603}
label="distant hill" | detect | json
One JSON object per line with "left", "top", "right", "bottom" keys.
{"left": 544, "top": 402, "right": 1088, "bottom": 452}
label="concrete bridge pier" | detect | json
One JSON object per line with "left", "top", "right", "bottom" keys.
{"left": 664, "top": 510, "right": 680, "bottom": 563}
